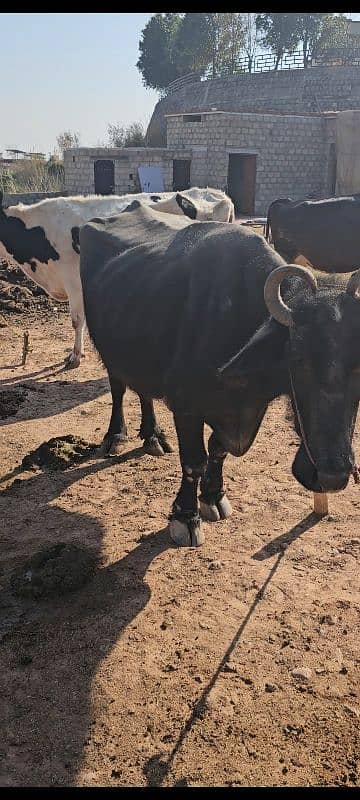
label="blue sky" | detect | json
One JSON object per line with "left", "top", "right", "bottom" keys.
{"left": 1, "top": 12, "right": 359, "bottom": 158}
{"left": 0, "top": 13, "right": 157, "bottom": 156}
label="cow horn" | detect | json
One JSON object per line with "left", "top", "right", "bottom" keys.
{"left": 346, "top": 269, "right": 360, "bottom": 299}
{"left": 264, "top": 265, "right": 317, "bottom": 328}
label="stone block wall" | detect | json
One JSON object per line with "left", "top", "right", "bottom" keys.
{"left": 147, "top": 65, "right": 360, "bottom": 147}
{"left": 167, "top": 111, "right": 331, "bottom": 214}
{"left": 64, "top": 147, "right": 192, "bottom": 195}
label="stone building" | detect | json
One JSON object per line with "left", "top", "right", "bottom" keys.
{"left": 64, "top": 65, "right": 360, "bottom": 215}
{"left": 64, "top": 146, "right": 191, "bottom": 196}
{"left": 165, "top": 109, "right": 339, "bottom": 215}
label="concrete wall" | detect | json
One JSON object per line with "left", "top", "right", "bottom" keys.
{"left": 167, "top": 111, "right": 333, "bottom": 214}
{"left": 147, "top": 65, "right": 360, "bottom": 147}
{"left": 64, "top": 147, "right": 191, "bottom": 195}
{"left": 3, "top": 191, "right": 67, "bottom": 208}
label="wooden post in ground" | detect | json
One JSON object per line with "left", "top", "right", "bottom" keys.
{"left": 22, "top": 330, "right": 30, "bottom": 366}
{"left": 313, "top": 492, "right": 329, "bottom": 516}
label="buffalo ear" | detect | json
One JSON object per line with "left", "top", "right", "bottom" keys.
{"left": 219, "top": 317, "right": 288, "bottom": 385}
{"left": 175, "top": 193, "right": 197, "bottom": 220}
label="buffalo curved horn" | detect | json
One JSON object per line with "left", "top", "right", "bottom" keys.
{"left": 264, "top": 265, "right": 318, "bottom": 328}
{"left": 346, "top": 269, "right": 360, "bottom": 299}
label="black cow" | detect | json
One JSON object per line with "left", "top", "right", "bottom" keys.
{"left": 265, "top": 195, "right": 360, "bottom": 272}
{"left": 80, "top": 200, "right": 360, "bottom": 546}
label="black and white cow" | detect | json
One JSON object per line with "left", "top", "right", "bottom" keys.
{"left": 0, "top": 187, "right": 234, "bottom": 367}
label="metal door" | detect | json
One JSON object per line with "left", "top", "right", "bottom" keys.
{"left": 173, "top": 159, "right": 191, "bottom": 191}
{"left": 227, "top": 154, "right": 256, "bottom": 215}
{"left": 94, "top": 160, "right": 115, "bottom": 195}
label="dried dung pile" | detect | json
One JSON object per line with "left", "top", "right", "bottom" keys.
{"left": 21, "top": 434, "right": 96, "bottom": 471}
{"left": 0, "top": 259, "right": 64, "bottom": 313}
{"left": 0, "top": 387, "right": 28, "bottom": 418}
{"left": 11, "top": 542, "right": 98, "bottom": 599}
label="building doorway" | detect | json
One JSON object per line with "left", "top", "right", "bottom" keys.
{"left": 94, "top": 160, "right": 115, "bottom": 195}
{"left": 173, "top": 159, "right": 191, "bottom": 191}
{"left": 227, "top": 154, "right": 256, "bottom": 215}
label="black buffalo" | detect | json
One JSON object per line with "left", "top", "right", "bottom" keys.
{"left": 80, "top": 200, "right": 360, "bottom": 546}
{"left": 265, "top": 195, "right": 360, "bottom": 272}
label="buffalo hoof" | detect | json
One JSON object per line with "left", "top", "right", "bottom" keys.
{"left": 143, "top": 435, "right": 165, "bottom": 457}
{"left": 169, "top": 518, "right": 205, "bottom": 547}
{"left": 98, "top": 433, "right": 128, "bottom": 457}
{"left": 200, "top": 494, "right": 233, "bottom": 523}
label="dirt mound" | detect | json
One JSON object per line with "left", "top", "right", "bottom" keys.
{"left": 0, "top": 259, "right": 65, "bottom": 314}
{"left": 0, "top": 387, "right": 28, "bottom": 418}
{"left": 11, "top": 543, "right": 98, "bottom": 599}
{"left": 21, "top": 435, "right": 96, "bottom": 471}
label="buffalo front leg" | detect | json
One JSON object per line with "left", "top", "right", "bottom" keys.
{"left": 199, "top": 433, "right": 233, "bottom": 522}
{"left": 139, "top": 396, "right": 173, "bottom": 456}
{"left": 99, "top": 376, "right": 128, "bottom": 456}
{"left": 169, "top": 414, "right": 207, "bottom": 547}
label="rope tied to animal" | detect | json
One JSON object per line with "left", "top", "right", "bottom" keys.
{"left": 289, "top": 369, "right": 359, "bottom": 485}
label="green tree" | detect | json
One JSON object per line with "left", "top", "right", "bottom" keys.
{"left": 107, "top": 123, "right": 125, "bottom": 148}
{"left": 47, "top": 155, "right": 65, "bottom": 185}
{"left": 56, "top": 130, "right": 80, "bottom": 156}
{"left": 107, "top": 122, "right": 146, "bottom": 148}
{"left": 123, "top": 122, "right": 145, "bottom": 147}
{"left": 207, "top": 13, "right": 246, "bottom": 76}
{"left": 0, "top": 169, "right": 16, "bottom": 193}
{"left": 242, "top": 13, "right": 261, "bottom": 72}
{"left": 256, "top": 13, "right": 300, "bottom": 69}
{"left": 173, "top": 13, "right": 211, "bottom": 74}
{"left": 137, "top": 13, "right": 183, "bottom": 91}
{"left": 314, "top": 14, "right": 348, "bottom": 63}
{"left": 294, "top": 14, "right": 325, "bottom": 67}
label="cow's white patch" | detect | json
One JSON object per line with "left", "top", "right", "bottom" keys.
{"left": 1, "top": 188, "right": 234, "bottom": 366}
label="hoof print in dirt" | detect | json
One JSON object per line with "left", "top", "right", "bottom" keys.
{"left": 200, "top": 494, "right": 233, "bottom": 522}
{"left": 0, "top": 387, "right": 28, "bottom": 419}
{"left": 21, "top": 435, "right": 96, "bottom": 471}
{"left": 169, "top": 517, "right": 205, "bottom": 547}
{"left": 11, "top": 542, "right": 98, "bottom": 600}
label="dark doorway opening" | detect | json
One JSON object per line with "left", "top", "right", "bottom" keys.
{"left": 173, "top": 159, "right": 191, "bottom": 191}
{"left": 227, "top": 154, "right": 256, "bottom": 215}
{"left": 94, "top": 160, "right": 115, "bottom": 195}
{"left": 327, "top": 142, "right": 337, "bottom": 197}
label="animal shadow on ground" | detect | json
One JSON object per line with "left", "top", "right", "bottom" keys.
{"left": 0, "top": 453, "right": 172, "bottom": 786}
{"left": 143, "top": 511, "right": 321, "bottom": 787}
{"left": 1, "top": 361, "right": 69, "bottom": 379}
{"left": 0, "top": 376, "right": 110, "bottom": 426}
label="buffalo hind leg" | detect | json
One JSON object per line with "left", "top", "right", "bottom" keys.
{"left": 139, "top": 396, "right": 173, "bottom": 456}
{"left": 169, "top": 414, "right": 207, "bottom": 547}
{"left": 199, "top": 433, "right": 232, "bottom": 522}
{"left": 100, "top": 377, "right": 128, "bottom": 456}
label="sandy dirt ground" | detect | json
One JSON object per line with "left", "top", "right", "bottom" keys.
{"left": 0, "top": 303, "right": 360, "bottom": 787}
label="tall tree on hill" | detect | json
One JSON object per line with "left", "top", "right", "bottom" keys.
{"left": 256, "top": 13, "right": 300, "bottom": 69}
{"left": 294, "top": 13, "right": 326, "bottom": 67}
{"left": 205, "top": 13, "right": 246, "bottom": 77}
{"left": 242, "top": 13, "right": 261, "bottom": 72}
{"left": 312, "top": 14, "right": 349, "bottom": 64}
{"left": 173, "top": 13, "right": 211, "bottom": 74}
{"left": 137, "top": 13, "right": 183, "bottom": 91}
